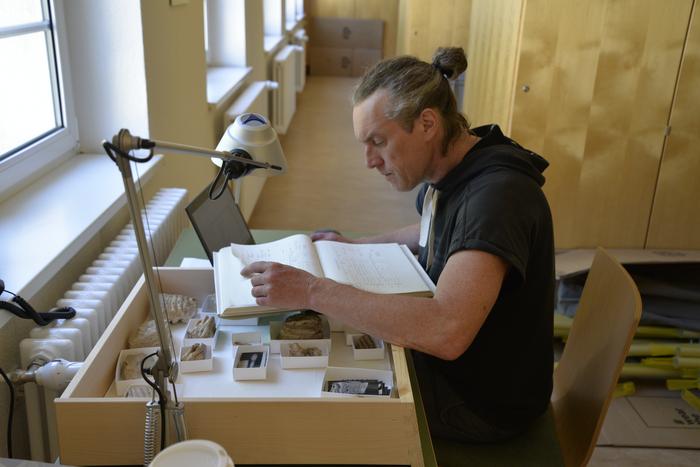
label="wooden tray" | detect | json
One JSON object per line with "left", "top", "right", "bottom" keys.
{"left": 55, "top": 268, "right": 424, "bottom": 466}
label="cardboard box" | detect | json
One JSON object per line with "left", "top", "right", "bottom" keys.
{"left": 231, "top": 331, "right": 263, "bottom": 346}
{"left": 308, "top": 17, "right": 383, "bottom": 77}
{"left": 309, "top": 17, "right": 383, "bottom": 49}
{"left": 352, "top": 48, "right": 382, "bottom": 77}
{"left": 322, "top": 367, "right": 394, "bottom": 398}
{"left": 280, "top": 341, "right": 331, "bottom": 369}
{"left": 269, "top": 318, "right": 331, "bottom": 353}
{"left": 179, "top": 343, "right": 213, "bottom": 373}
{"left": 182, "top": 314, "right": 218, "bottom": 348}
{"left": 232, "top": 344, "right": 269, "bottom": 380}
{"left": 351, "top": 334, "right": 385, "bottom": 361}
{"left": 308, "top": 46, "right": 352, "bottom": 76}
{"left": 599, "top": 385, "right": 700, "bottom": 448}
{"left": 115, "top": 347, "right": 160, "bottom": 396}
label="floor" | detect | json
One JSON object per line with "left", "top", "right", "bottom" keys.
{"left": 249, "top": 76, "right": 700, "bottom": 466}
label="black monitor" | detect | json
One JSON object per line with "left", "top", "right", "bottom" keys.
{"left": 185, "top": 184, "right": 255, "bottom": 264}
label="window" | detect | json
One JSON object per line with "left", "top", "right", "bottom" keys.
{"left": 263, "top": 0, "right": 283, "bottom": 52}
{"left": 203, "top": 0, "right": 251, "bottom": 107}
{"left": 0, "top": 0, "right": 77, "bottom": 199}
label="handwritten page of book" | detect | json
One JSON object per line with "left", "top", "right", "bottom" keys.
{"left": 228, "top": 234, "right": 324, "bottom": 276}
{"left": 314, "top": 241, "right": 429, "bottom": 294}
{"left": 218, "top": 234, "right": 325, "bottom": 309}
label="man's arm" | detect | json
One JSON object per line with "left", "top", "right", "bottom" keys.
{"left": 242, "top": 249, "right": 507, "bottom": 360}
{"left": 311, "top": 223, "right": 420, "bottom": 253}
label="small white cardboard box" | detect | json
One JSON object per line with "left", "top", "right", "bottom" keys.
{"left": 115, "top": 347, "right": 160, "bottom": 396}
{"left": 269, "top": 318, "right": 331, "bottom": 354}
{"left": 351, "top": 335, "right": 385, "bottom": 360}
{"left": 233, "top": 344, "right": 269, "bottom": 380}
{"left": 322, "top": 367, "right": 394, "bottom": 398}
{"left": 179, "top": 343, "right": 213, "bottom": 373}
{"left": 231, "top": 331, "right": 263, "bottom": 346}
{"left": 183, "top": 314, "right": 218, "bottom": 348}
{"left": 280, "top": 341, "right": 331, "bottom": 369}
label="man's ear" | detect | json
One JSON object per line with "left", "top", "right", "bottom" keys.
{"left": 417, "top": 108, "right": 440, "bottom": 141}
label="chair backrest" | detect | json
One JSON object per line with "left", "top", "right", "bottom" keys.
{"left": 552, "top": 248, "right": 642, "bottom": 467}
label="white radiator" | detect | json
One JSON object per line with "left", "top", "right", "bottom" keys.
{"left": 19, "top": 187, "right": 188, "bottom": 462}
{"left": 292, "top": 29, "right": 308, "bottom": 92}
{"left": 272, "top": 45, "right": 298, "bottom": 135}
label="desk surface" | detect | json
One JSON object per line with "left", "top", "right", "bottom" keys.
{"left": 163, "top": 227, "right": 437, "bottom": 467}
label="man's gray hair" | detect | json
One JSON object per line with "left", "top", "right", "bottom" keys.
{"left": 353, "top": 47, "right": 470, "bottom": 155}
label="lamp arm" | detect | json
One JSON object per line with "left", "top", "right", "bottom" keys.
{"left": 113, "top": 128, "right": 283, "bottom": 170}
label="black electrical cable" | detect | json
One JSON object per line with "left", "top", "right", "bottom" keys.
{"left": 140, "top": 351, "right": 166, "bottom": 450}
{"left": 0, "top": 367, "right": 14, "bottom": 458}
{"left": 102, "top": 140, "right": 154, "bottom": 164}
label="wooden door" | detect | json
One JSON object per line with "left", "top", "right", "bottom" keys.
{"left": 397, "top": 0, "right": 472, "bottom": 62}
{"left": 511, "top": 0, "right": 693, "bottom": 248}
{"left": 646, "top": 4, "right": 700, "bottom": 249}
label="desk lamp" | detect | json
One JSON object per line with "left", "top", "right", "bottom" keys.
{"left": 102, "top": 113, "right": 286, "bottom": 450}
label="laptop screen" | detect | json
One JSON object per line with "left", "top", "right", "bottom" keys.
{"left": 185, "top": 185, "right": 255, "bottom": 264}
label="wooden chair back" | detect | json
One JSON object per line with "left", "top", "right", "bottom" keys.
{"left": 552, "top": 248, "right": 642, "bottom": 467}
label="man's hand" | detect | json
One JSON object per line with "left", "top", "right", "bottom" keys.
{"left": 240, "top": 261, "right": 320, "bottom": 308}
{"left": 310, "top": 229, "right": 356, "bottom": 243}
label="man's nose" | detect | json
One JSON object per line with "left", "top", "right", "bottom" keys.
{"left": 365, "top": 147, "right": 381, "bottom": 169}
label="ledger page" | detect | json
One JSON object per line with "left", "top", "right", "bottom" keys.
{"left": 217, "top": 234, "right": 324, "bottom": 310}
{"left": 314, "top": 241, "right": 430, "bottom": 294}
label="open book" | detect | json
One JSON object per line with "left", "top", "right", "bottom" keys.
{"left": 213, "top": 234, "right": 435, "bottom": 317}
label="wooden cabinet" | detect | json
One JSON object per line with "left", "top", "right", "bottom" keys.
{"left": 510, "top": 0, "right": 693, "bottom": 248}
{"left": 646, "top": 5, "right": 700, "bottom": 249}
{"left": 376, "top": 0, "right": 699, "bottom": 248}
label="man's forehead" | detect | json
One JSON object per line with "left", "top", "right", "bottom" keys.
{"left": 353, "top": 91, "right": 389, "bottom": 139}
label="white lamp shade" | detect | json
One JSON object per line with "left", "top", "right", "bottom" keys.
{"left": 213, "top": 113, "right": 287, "bottom": 176}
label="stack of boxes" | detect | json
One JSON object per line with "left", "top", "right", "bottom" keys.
{"left": 308, "top": 17, "right": 383, "bottom": 77}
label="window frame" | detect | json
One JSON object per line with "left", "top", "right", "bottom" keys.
{"left": 0, "top": 0, "right": 78, "bottom": 201}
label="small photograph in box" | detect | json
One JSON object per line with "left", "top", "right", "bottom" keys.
{"left": 179, "top": 342, "right": 213, "bottom": 373}
{"left": 233, "top": 344, "right": 269, "bottom": 380}
{"left": 322, "top": 367, "right": 394, "bottom": 398}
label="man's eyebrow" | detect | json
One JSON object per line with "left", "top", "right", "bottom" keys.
{"left": 362, "top": 132, "right": 379, "bottom": 143}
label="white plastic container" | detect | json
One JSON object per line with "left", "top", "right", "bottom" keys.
{"left": 150, "top": 439, "right": 234, "bottom": 467}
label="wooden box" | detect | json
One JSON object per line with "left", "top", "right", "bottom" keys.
{"left": 55, "top": 268, "right": 425, "bottom": 466}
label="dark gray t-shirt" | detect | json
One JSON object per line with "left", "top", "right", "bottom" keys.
{"left": 414, "top": 124, "right": 554, "bottom": 430}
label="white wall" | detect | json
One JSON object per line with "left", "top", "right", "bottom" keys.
{"left": 64, "top": 0, "right": 149, "bottom": 153}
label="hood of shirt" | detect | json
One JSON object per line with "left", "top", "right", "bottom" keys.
{"left": 434, "top": 124, "right": 549, "bottom": 193}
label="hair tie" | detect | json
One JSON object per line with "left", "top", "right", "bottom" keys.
{"left": 432, "top": 62, "right": 450, "bottom": 80}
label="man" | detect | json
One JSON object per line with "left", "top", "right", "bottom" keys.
{"left": 241, "top": 48, "right": 554, "bottom": 443}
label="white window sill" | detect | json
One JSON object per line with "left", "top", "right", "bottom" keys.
{"left": 0, "top": 153, "right": 160, "bottom": 326}
{"left": 286, "top": 16, "right": 305, "bottom": 33}
{"left": 206, "top": 66, "right": 252, "bottom": 110}
{"left": 264, "top": 35, "right": 285, "bottom": 55}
